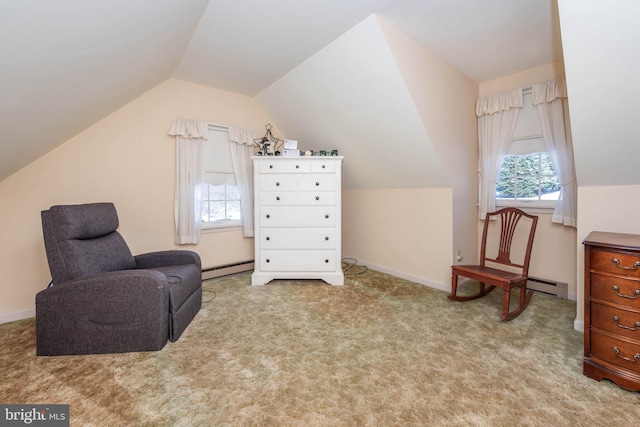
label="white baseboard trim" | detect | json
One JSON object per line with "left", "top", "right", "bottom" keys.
{"left": 573, "top": 319, "right": 584, "bottom": 332}
{"left": 344, "top": 256, "right": 449, "bottom": 293}
{"left": 0, "top": 308, "right": 35, "bottom": 324}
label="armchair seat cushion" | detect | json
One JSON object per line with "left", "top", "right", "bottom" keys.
{"left": 148, "top": 264, "right": 201, "bottom": 311}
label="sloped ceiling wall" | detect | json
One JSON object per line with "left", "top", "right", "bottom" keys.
{"left": 558, "top": 1, "right": 640, "bottom": 186}
{"left": 256, "top": 15, "right": 449, "bottom": 190}
{"left": 0, "top": 0, "right": 209, "bottom": 181}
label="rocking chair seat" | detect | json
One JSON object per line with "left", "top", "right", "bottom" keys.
{"left": 451, "top": 265, "right": 527, "bottom": 286}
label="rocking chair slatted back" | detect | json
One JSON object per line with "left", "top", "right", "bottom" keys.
{"left": 481, "top": 208, "right": 538, "bottom": 274}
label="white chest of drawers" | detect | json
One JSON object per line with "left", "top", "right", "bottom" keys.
{"left": 251, "top": 156, "right": 344, "bottom": 286}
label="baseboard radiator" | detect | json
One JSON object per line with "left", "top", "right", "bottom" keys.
{"left": 202, "top": 260, "right": 254, "bottom": 280}
{"left": 527, "top": 276, "right": 568, "bottom": 300}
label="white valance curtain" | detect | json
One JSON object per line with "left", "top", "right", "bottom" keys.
{"left": 532, "top": 78, "right": 577, "bottom": 227}
{"left": 476, "top": 88, "right": 523, "bottom": 219}
{"left": 228, "top": 127, "right": 256, "bottom": 237}
{"left": 169, "top": 118, "right": 208, "bottom": 244}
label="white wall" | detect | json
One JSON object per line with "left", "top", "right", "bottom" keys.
{"left": 0, "top": 79, "right": 272, "bottom": 321}
{"left": 378, "top": 16, "right": 479, "bottom": 270}
{"left": 342, "top": 188, "right": 453, "bottom": 289}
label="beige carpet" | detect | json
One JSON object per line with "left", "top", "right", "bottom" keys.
{"left": 1, "top": 269, "right": 639, "bottom": 426}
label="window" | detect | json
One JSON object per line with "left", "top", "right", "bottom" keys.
{"left": 495, "top": 92, "right": 560, "bottom": 209}
{"left": 201, "top": 126, "right": 242, "bottom": 229}
{"left": 496, "top": 152, "right": 560, "bottom": 200}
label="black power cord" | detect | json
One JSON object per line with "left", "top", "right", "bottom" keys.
{"left": 342, "top": 257, "right": 368, "bottom": 276}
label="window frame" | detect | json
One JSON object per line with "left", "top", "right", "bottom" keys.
{"left": 200, "top": 125, "right": 243, "bottom": 232}
{"left": 496, "top": 151, "right": 559, "bottom": 212}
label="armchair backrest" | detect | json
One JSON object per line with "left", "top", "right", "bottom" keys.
{"left": 42, "top": 203, "right": 136, "bottom": 284}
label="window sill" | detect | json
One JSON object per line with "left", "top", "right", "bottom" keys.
{"left": 496, "top": 200, "right": 556, "bottom": 215}
{"left": 201, "top": 222, "right": 243, "bottom": 234}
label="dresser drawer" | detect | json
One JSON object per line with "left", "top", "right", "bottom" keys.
{"left": 591, "top": 302, "right": 640, "bottom": 341}
{"left": 298, "top": 192, "right": 336, "bottom": 206}
{"left": 591, "top": 248, "right": 640, "bottom": 278}
{"left": 260, "top": 228, "right": 336, "bottom": 249}
{"left": 299, "top": 176, "right": 337, "bottom": 191}
{"left": 259, "top": 206, "right": 336, "bottom": 227}
{"left": 590, "top": 330, "right": 640, "bottom": 372}
{"left": 258, "top": 161, "right": 286, "bottom": 173}
{"left": 259, "top": 250, "right": 337, "bottom": 271}
{"left": 591, "top": 273, "right": 640, "bottom": 309}
{"left": 260, "top": 175, "right": 298, "bottom": 191}
{"left": 259, "top": 192, "right": 299, "bottom": 206}
{"left": 311, "top": 160, "right": 337, "bottom": 173}
{"left": 285, "top": 160, "right": 311, "bottom": 173}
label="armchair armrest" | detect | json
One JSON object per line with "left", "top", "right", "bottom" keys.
{"left": 36, "top": 270, "right": 169, "bottom": 320}
{"left": 135, "top": 250, "right": 201, "bottom": 271}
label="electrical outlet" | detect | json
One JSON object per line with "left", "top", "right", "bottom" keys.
{"left": 456, "top": 250, "right": 463, "bottom": 262}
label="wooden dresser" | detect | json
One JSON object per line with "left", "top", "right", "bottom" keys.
{"left": 583, "top": 231, "right": 640, "bottom": 391}
{"left": 251, "top": 156, "right": 344, "bottom": 286}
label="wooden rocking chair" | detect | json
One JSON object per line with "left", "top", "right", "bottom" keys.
{"left": 448, "top": 208, "right": 538, "bottom": 321}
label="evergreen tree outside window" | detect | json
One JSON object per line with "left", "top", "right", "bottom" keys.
{"left": 495, "top": 92, "right": 560, "bottom": 208}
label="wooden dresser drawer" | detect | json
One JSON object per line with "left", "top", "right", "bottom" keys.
{"left": 591, "top": 273, "right": 640, "bottom": 309}
{"left": 590, "top": 249, "right": 640, "bottom": 278}
{"left": 591, "top": 302, "right": 640, "bottom": 341}
{"left": 590, "top": 330, "right": 640, "bottom": 372}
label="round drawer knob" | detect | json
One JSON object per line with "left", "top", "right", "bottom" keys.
{"left": 276, "top": 196, "right": 280, "bottom": 201}
{"left": 266, "top": 236, "right": 270, "bottom": 241}
{"left": 325, "top": 214, "right": 329, "bottom": 219}
{"left": 266, "top": 259, "right": 270, "bottom": 263}
{"left": 315, "top": 182, "right": 320, "bottom": 186}
{"left": 269, "top": 165, "right": 274, "bottom": 169}
{"left": 276, "top": 182, "right": 280, "bottom": 186}
{"left": 316, "top": 196, "right": 320, "bottom": 201}
{"left": 322, "top": 165, "right": 326, "bottom": 169}
{"left": 296, "top": 165, "right": 300, "bottom": 168}
{"left": 325, "top": 259, "right": 329, "bottom": 263}
{"left": 325, "top": 237, "right": 329, "bottom": 241}
{"left": 266, "top": 214, "right": 270, "bottom": 219}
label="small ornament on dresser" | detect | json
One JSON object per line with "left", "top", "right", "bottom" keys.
{"left": 253, "top": 123, "right": 283, "bottom": 156}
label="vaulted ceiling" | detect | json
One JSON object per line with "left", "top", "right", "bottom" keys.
{"left": 0, "top": 0, "right": 563, "bottom": 182}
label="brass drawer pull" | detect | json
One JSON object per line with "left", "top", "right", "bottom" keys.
{"left": 612, "top": 316, "right": 640, "bottom": 331}
{"left": 612, "top": 286, "right": 640, "bottom": 299}
{"left": 612, "top": 346, "right": 640, "bottom": 362}
{"left": 611, "top": 258, "right": 640, "bottom": 270}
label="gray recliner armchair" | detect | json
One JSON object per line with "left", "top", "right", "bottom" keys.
{"left": 36, "top": 202, "right": 202, "bottom": 356}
